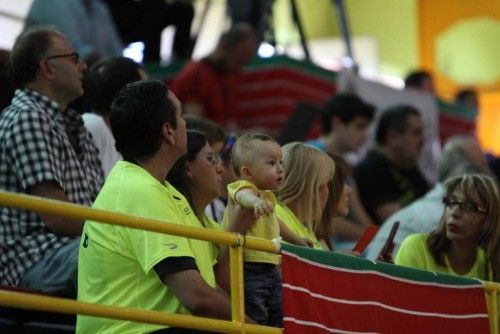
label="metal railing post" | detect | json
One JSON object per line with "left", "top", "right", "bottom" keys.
{"left": 230, "top": 238, "right": 246, "bottom": 333}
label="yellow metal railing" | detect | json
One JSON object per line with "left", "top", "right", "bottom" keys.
{"left": 485, "top": 281, "right": 500, "bottom": 334}
{"left": 2, "top": 190, "right": 500, "bottom": 333}
{"left": 0, "top": 191, "right": 282, "bottom": 334}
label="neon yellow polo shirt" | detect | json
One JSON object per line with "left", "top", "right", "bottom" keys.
{"left": 77, "top": 161, "right": 218, "bottom": 334}
{"left": 395, "top": 233, "right": 491, "bottom": 280}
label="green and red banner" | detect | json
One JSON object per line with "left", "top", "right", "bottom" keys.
{"left": 281, "top": 243, "right": 489, "bottom": 334}
{"left": 148, "top": 56, "right": 476, "bottom": 143}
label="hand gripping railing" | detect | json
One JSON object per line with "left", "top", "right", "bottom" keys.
{"left": 0, "top": 191, "right": 282, "bottom": 334}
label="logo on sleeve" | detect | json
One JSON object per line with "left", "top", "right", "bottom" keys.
{"left": 163, "top": 243, "right": 178, "bottom": 250}
{"left": 82, "top": 233, "right": 89, "bottom": 248}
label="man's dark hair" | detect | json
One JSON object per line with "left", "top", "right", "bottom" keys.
{"left": 110, "top": 80, "right": 176, "bottom": 161}
{"left": 90, "top": 56, "right": 144, "bottom": 116}
{"left": 10, "top": 25, "right": 59, "bottom": 87}
{"left": 404, "top": 70, "right": 432, "bottom": 90}
{"left": 454, "top": 88, "right": 477, "bottom": 105}
{"left": 321, "top": 93, "right": 375, "bottom": 134}
{"left": 375, "top": 105, "right": 420, "bottom": 145}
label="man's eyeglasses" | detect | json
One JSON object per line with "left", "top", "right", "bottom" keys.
{"left": 206, "top": 152, "right": 220, "bottom": 166}
{"left": 45, "top": 52, "right": 80, "bottom": 64}
{"left": 442, "top": 196, "right": 486, "bottom": 214}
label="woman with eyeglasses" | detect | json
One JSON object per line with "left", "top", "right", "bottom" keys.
{"left": 166, "top": 130, "right": 256, "bottom": 301}
{"left": 395, "top": 173, "right": 500, "bottom": 281}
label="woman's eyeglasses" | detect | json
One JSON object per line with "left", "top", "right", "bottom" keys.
{"left": 206, "top": 153, "right": 220, "bottom": 166}
{"left": 442, "top": 196, "right": 486, "bottom": 214}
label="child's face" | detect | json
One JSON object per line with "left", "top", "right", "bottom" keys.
{"left": 246, "top": 140, "right": 284, "bottom": 190}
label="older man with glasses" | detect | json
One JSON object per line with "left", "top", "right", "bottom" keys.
{"left": 0, "top": 26, "right": 103, "bottom": 297}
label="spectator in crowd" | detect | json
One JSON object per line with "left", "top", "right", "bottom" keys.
{"left": 183, "top": 114, "right": 236, "bottom": 223}
{"left": 228, "top": 0, "right": 274, "bottom": 44}
{"left": 83, "top": 56, "right": 146, "bottom": 176}
{"left": 454, "top": 88, "right": 479, "bottom": 111}
{"left": 404, "top": 70, "right": 435, "bottom": 94}
{"left": 354, "top": 105, "right": 429, "bottom": 225}
{"left": 171, "top": 23, "right": 258, "bottom": 129}
{"left": 104, "top": 0, "right": 194, "bottom": 62}
{"left": 308, "top": 93, "right": 375, "bottom": 157}
{"left": 184, "top": 114, "right": 226, "bottom": 156}
{"left": 77, "top": 80, "right": 254, "bottom": 333}
{"left": 317, "top": 154, "right": 352, "bottom": 251}
{"left": 307, "top": 93, "right": 376, "bottom": 247}
{"left": 275, "top": 142, "right": 335, "bottom": 250}
{"left": 395, "top": 173, "right": 500, "bottom": 282}
{"left": 0, "top": 49, "right": 15, "bottom": 111}
{"left": 0, "top": 26, "right": 103, "bottom": 297}
{"left": 25, "top": 0, "right": 124, "bottom": 66}
{"left": 365, "top": 135, "right": 491, "bottom": 260}
{"left": 222, "top": 133, "right": 309, "bottom": 327}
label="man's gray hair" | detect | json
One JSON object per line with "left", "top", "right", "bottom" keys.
{"left": 438, "top": 135, "right": 492, "bottom": 182}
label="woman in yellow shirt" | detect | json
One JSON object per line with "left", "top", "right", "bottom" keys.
{"left": 275, "top": 142, "right": 335, "bottom": 250}
{"left": 395, "top": 173, "right": 500, "bottom": 281}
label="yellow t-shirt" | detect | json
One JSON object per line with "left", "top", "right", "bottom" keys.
{"left": 275, "top": 202, "right": 323, "bottom": 250}
{"left": 395, "top": 233, "right": 491, "bottom": 280}
{"left": 222, "top": 180, "right": 280, "bottom": 264}
{"left": 77, "top": 161, "right": 219, "bottom": 334}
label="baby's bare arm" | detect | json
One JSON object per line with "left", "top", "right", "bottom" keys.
{"left": 234, "top": 188, "right": 273, "bottom": 217}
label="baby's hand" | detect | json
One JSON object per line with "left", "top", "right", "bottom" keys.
{"left": 253, "top": 199, "right": 274, "bottom": 218}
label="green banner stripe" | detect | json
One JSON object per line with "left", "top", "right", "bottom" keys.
{"left": 437, "top": 100, "right": 477, "bottom": 119}
{"left": 144, "top": 55, "right": 337, "bottom": 82}
{"left": 282, "top": 243, "right": 480, "bottom": 286}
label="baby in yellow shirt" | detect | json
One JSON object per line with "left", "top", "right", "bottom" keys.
{"left": 223, "top": 133, "right": 309, "bottom": 327}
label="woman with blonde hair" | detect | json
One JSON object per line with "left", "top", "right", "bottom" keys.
{"left": 275, "top": 142, "right": 335, "bottom": 250}
{"left": 396, "top": 173, "right": 500, "bottom": 281}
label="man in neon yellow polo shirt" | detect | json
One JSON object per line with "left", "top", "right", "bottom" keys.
{"left": 77, "top": 80, "right": 250, "bottom": 333}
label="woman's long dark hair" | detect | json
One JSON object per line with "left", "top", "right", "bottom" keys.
{"left": 316, "top": 153, "right": 350, "bottom": 250}
{"left": 166, "top": 130, "right": 207, "bottom": 209}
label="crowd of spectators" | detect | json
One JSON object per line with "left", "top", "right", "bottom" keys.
{"left": 1, "top": 5, "right": 500, "bottom": 333}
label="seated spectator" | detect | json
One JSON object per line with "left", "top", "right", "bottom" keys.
{"left": 184, "top": 114, "right": 226, "bottom": 156}
{"left": 395, "top": 173, "right": 500, "bottom": 281}
{"left": 209, "top": 133, "right": 240, "bottom": 222}
{"left": 275, "top": 142, "right": 335, "bottom": 250}
{"left": 183, "top": 114, "right": 236, "bottom": 223}
{"left": 166, "top": 130, "right": 243, "bottom": 292}
{"left": 171, "top": 23, "right": 258, "bottom": 129}
{"left": 308, "top": 93, "right": 375, "bottom": 157}
{"left": 454, "top": 88, "right": 479, "bottom": 111}
{"left": 104, "top": 0, "right": 194, "bottom": 62}
{"left": 0, "top": 26, "right": 103, "bottom": 297}
{"left": 307, "top": 93, "right": 376, "bottom": 246}
{"left": 354, "top": 105, "right": 429, "bottom": 225}
{"left": 77, "top": 80, "right": 254, "bottom": 333}
{"left": 83, "top": 56, "right": 146, "bottom": 176}
{"left": 0, "top": 49, "right": 15, "bottom": 111}
{"left": 317, "top": 154, "right": 352, "bottom": 250}
{"left": 404, "top": 70, "right": 435, "bottom": 95}
{"left": 365, "top": 135, "right": 491, "bottom": 260}
{"left": 25, "top": 0, "right": 124, "bottom": 66}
